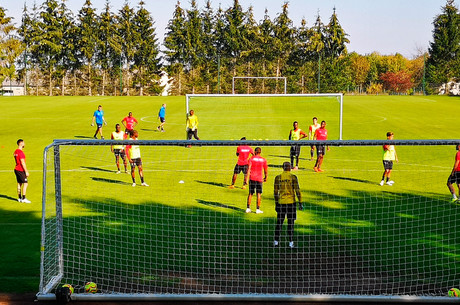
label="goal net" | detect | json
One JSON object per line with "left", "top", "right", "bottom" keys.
{"left": 37, "top": 139, "right": 460, "bottom": 301}
{"left": 232, "top": 77, "right": 287, "bottom": 94}
{"left": 186, "top": 94, "right": 344, "bottom": 140}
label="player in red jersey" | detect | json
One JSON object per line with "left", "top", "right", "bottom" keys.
{"left": 122, "top": 112, "right": 138, "bottom": 135}
{"left": 447, "top": 144, "right": 460, "bottom": 203}
{"left": 13, "top": 139, "right": 31, "bottom": 203}
{"left": 229, "top": 137, "right": 254, "bottom": 189}
{"left": 245, "top": 147, "right": 268, "bottom": 214}
{"left": 313, "top": 120, "right": 329, "bottom": 172}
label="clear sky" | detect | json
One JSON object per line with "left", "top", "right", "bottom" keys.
{"left": 1, "top": 0, "right": 450, "bottom": 58}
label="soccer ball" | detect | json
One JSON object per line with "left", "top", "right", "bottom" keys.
{"left": 85, "top": 281, "right": 97, "bottom": 293}
{"left": 61, "top": 284, "right": 74, "bottom": 295}
{"left": 448, "top": 288, "right": 460, "bottom": 297}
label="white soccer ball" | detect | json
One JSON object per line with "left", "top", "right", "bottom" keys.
{"left": 179, "top": 180, "right": 185, "bottom": 184}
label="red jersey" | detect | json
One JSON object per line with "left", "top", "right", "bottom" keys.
{"left": 248, "top": 155, "right": 268, "bottom": 182}
{"left": 14, "top": 149, "right": 26, "bottom": 171}
{"left": 315, "top": 128, "right": 328, "bottom": 141}
{"left": 455, "top": 151, "right": 460, "bottom": 172}
{"left": 236, "top": 145, "right": 254, "bottom": 166}
{"left": 122, "top": 116, "right": 138, "bottom": 130}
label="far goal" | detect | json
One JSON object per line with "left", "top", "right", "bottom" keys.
{"left": 186, "top": 93, "right": 344, "bottom": 140}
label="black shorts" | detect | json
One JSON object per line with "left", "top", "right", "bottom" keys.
{"left": 316, "top": 145, "right": 325, "bottom": 156}
{"left": 113, "top": 149, "right": 126, "bottom": 159}
{"left": 383, "top": 160, "right": 393, "bottom": 170}
{"left": 249, "top": 180, "right": 263, "bottom": 194}
{"left": 125, "top": 129, "right": 134, "bottom": 135}
{"left": 14, "top": 170, "right": 28, "bottom": 184}
{"left": 159, "top": 117, "right": 165, "bottom": 123}
{"left": 96, "top": 123, "right": 103, "bottom": 128}
{"left": 234, "top": 164, "right": 249, "bottom": 175}
{"left": 130, "top": 158, "right": 142, "bottom": 168}
{"left": 447, "top": 171, "right": 460, "bottom": 184}
{"left": 290, "top": 145, "right": 301, "bottom": 157}
{"left": 275, "top": 203, "right": 297, "bottom": 220}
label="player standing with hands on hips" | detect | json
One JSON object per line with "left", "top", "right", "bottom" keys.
{"left": 186, "top": 109, "right": 200, "bottom": 141}
{"left": 447, "top": 144, "right": 460, "bottom": 203}
{"left": 274, "top": 162, "right": 302, "bottom": 248}
{"left": 14, "top": 139, "right": 31, "bottom": 203}
{"left": 91, "top": 105, "right": 107, "bottom": 139}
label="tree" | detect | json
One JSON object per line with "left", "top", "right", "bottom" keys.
{"left": 426, "top": 0, "right": 460, "bottom": 89}
{"left": 0, "top": 6, "right": 23, "bottom": 89}
{"left": 324, "top": 7, "right": 349, "bottom": 58}
{"left": 380, "top": 70, "right": 413, "bottom": 94}
{"left": 77, "top": 0, "right": 99, "bottom": 95}
{"left": 117, "top": 2, "right": 137, "bottom": 95}
{"left": 348, "top": 52, "right": 370, "bottom": 93}
{"left": 164, "top": 1, "right": 187, "bottom": 95}
{"left": 132, "top": 0, "right": 160, "bottom": 95}
{"left": 272, "top": 2, "right": 294, "bottom": 85}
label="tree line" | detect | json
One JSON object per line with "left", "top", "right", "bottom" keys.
{"left": 0, "top": 0, "right": 459, "bottom": 96}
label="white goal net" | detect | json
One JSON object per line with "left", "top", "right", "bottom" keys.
{"left": 37, "top": 139, "right": 460, "bottom": 301}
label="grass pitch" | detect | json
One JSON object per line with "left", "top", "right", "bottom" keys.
{"left": 0, "top": 94, "right": 459, "bottom": 294}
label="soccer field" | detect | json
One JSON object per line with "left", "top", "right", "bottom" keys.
{"left": 0, "top": 95, "right": 460, "bottom": 295}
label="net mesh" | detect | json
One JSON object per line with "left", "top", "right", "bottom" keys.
{"left": 39, "top": 140, "right": 460, "bottom": 297}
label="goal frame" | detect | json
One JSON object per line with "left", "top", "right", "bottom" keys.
{"left": 185, "top": 93, "right": 344, "bottom": 140}
{"left": 232, "top": 76, "right": 287, "bottom": 94}
{"left": 37, "top": 138, "right": 460, "bottom": 302}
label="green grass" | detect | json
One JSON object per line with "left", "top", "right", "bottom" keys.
{"left": 0, "top": 95, "right": 460, "bottom": 295}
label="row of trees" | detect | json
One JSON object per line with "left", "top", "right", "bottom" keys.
{"left": 0, "top": 0, "right": 459, "bottom": 96}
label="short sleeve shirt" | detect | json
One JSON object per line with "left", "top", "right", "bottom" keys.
{"left": 315, "top": 128, "right": 328, "bottom": 141}
{"left": 123, "top": 117, "right": 138, "bottom": 130}
{"left": 14, "top": 149, "right": 25, "bottom": 171}
{"left": 94, "top": 110, "right": 104, "bottom": 125}
{"left": 236, "top": 145, "right": 254, "bottom": 166}
{"left": 455, "top": 151, "right": 460, "bottom": 172}
{"left": 248, "top": 155, "right": 268, "bottom": 182}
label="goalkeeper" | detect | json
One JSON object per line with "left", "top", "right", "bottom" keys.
{"left": 274, "top": 162, "right": 302, "bottom": 249}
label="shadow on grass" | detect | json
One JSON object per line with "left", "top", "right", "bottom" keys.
{"left": 195, "top": 180, "right": 228, "bottom": 188}
{"left": 0, "top": 194, "right": 20, "bottom": 201}
{"left": 90, "top": 177, "right": 131, "bottom": 185}
{"left": 81, "top": 166, "right": 113, "bottom": 173}
{"left": 74, "top": 135, "right": 94, "bottom": 139}
{"left": 5, "top": 188, "right": 460, "bottom": 296}
{"left": 39, "top": 189, "right": 460, "bottom": 296}
{"left": 330, "top": 176, "right": 376, "bottom": 185}
{"left": 196, "top": 199, "right": 245, "bottom": 212}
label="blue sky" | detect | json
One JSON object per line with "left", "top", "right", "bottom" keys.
{"left": 1, "top": 0, "right": 450, "bottom": 58}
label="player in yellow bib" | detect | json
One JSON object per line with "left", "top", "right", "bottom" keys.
{"left": 308, "top": 117, "right": 321, "bottom": 161}
{"left": 380, "top": 131, "right": 398, "bottom": 186}
{"left": 111, "top": 124, "right": 128, "bottom": 174}
{"left": 126, "top": 130, "right": 148, "bottom": 187}
{"left": 274, "top": 162, "right": 303, "bottom": 248}
{"left": 289, "top": 121, "right": 307, "bottom": 170}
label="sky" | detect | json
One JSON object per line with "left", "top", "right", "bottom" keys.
{"left": 1, "top": 0, "right": 450, "bottom": 58}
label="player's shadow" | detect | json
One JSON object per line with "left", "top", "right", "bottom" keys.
{"left": 90, "top": 177, "right": 131, "bottom": 185}
{"left": 269, "top": 154, "right": 310, "bottom": 161}
{"left": 81, "top": 166, "right": 114, "bottom": 173}
{"left": 196, "top": 199, "right": 245, "bottom": 212}
{"left": 331, "top": 176, "right": 376, "bottom": 185}
{"left": 0, "top": 194, "right": 20, "bottom": 202}
{"left": 141, "top": 128, "right": 156, "bottom": 132}
{"left": 195, "top": 180, "right": 227, "bottom": 188}
{"left": 74, "top": 135, "right": 94, "bottom": 139}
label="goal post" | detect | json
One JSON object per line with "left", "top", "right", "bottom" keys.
{"left": 232, "top": 77, "right": 287, "bottom": 94}
{"left": 186, "top": 93, "right": 344, "bottom": 140}
{"left": 38, "top": 138, "right": 460, "bottom": 301}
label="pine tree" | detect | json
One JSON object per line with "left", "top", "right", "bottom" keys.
{"left": 117, "top": 2, "right": 137, "bottom": 95}
{"left": 272, "top": 2, "right": 294, "bottom": 90}
{"left": 133, "top": 0, "right": 160, "bottom": 95}
{"left": 77, "top": 0, "right": 99, "bottom": 95}
{"left": 427, "top": 0, "right": 460, "bottom": 89}
{"left": 324, "top": 7, "right": 349, "bottom": 58}
{"left": 164, "top": 1, "right": 187, "bottom": 94}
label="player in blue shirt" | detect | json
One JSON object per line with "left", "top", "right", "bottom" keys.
{"left": 91, "top": 105, "right": 107, "bottom": 139}
{"left": 157, "top": 103, "right": 166, "bottom": 132}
